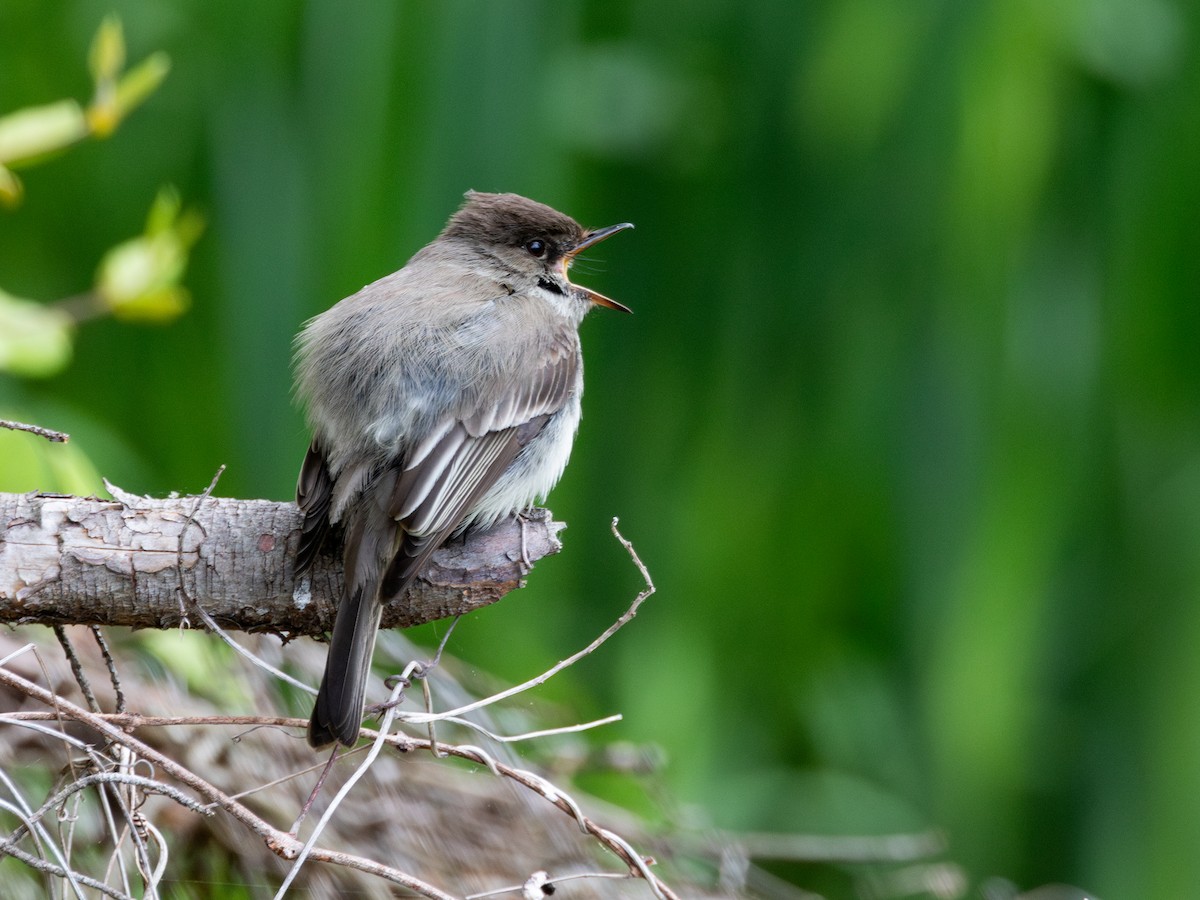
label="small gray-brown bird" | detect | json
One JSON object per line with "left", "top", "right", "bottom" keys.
{"left": 293, "top": 191, "right": 632, "bottom": 748}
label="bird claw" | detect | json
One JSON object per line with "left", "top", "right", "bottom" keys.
{"left": 515, "top": 509, "right": 536, "bottom": 569}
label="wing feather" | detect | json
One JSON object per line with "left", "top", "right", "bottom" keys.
{"left": 389, "top": 331, "right": 578, "bottom": 535}
{"left": 375, "top": 329, "right": 579, "bottom": 602}
{"left": 295, "top": 438, "right": 333, "bottom": 575}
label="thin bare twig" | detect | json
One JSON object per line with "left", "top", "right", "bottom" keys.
{"left": 3, "top": 707, "right": 619, "bottom": 765}
{"left": 0, "top": 667, "right": 469, "bottom": 899}
{"left": 466, "top": 869, "right": 637, "bottom": 899}
{"left": 173, "top": 466, "right": 226, "bottom": 627}
{"left": 0, "top": 419, "right": 70, "bottom": 442}
{"left": 0, "top": 837, "right": 131, "bottom": 899}
{"left": 0, "top": 642, "right": 36, "bottom": 668}
{"left": 289, "top": 619, "right": 463, "bottom": 836}
{"left": 0, "top": 516, "right": 676, "bottom": 900}
{"left": 277, "top": 677, "right": 425, "bottom": 899}
{"left": 376, "top": 616, "right": 460, "bottom": 753}
{"left": 189, "top": 601, "right": 315, "bottom": 695}
{"left": 285, "top": 615, "right": 462, "bottom": 898}
{"left": 0, "top": 795, "right": 69, "bottom": 893}
{"left": 103, "top": 773, "right": 158, "bottom": 900}
{"left": 356, "top": 732, "right": 679, "bottom": 900}
{"left": 53, "top": 626, "right": 100, "bottom": 713}
{"left": 0, "top": 664, "right": 296, "bottom": 851}
{"left": 91, "top": 626, "right": 126, "bottom": 714}
{"left": 436, "top": 712, "right": 622, "bottom": 743}
{"left": 395, "top": 518, "right": 655, "bottom": 727}
{"left": 0, "top": 712, "right": 309, "bottom": 728}
{"left": 339, "top": 522, "right": 677, "bottom": 900}
{"left": 0, "top": 787, "right": 90, "bottom": 899}
{"left": 6, "top": 773, "right": 210, "bottom": 845}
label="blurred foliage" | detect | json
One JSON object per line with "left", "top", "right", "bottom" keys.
{"left": 0, "top": 12, "right": 196, "bottom": 392}
{"left": 2, "top": 1, "right": 1199, "bottom": 897}
{"left": 0, "top": 13, "right": 169, "bottom": 204}
{"left": 96, "top": 185, "right": 204, "bottom": 322}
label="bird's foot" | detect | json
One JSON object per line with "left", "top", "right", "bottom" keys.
{"left": 515, "top": 508, "right": 538, "bottom": 569}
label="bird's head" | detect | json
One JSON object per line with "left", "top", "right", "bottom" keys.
{"left": 442, "top": 191, "right": 633, "bottom": 313}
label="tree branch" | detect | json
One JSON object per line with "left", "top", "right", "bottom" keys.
{"left": 0, "top": 491, "right": 563, "bottom": 636}
{"left": 0, "top": 420, "right": 70, "bottom": 442}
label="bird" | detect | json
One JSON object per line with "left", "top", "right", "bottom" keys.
{"left": 292, "top": 191, "right": 633, "bottom": 748}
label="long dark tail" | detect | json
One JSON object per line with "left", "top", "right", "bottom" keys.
{"left": 308, "top": 507, "right": 394, "bottom": 749}
{"left": 307, "top": 579, "right": 383, "bottom": 748}
{"left": 307, "top": 479, "right": 460, "bottom": 748}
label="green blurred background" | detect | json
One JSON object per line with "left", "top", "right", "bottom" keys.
{"left": 3, "top": 0, "right": 1200, "bottom": 896}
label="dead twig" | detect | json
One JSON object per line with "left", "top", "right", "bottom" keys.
{"left": 0, "top": 665, "right": 494, "bottom": 898}
{"left": 5, "top": 772, "right": 211, "bottom": 845}
{"left": 0, "top": 419, "right": 70, "bottom": 443}
{"left": 0, "top": 837, "right": 131, "bottom": 899}
{"left": 395, "top": 517, "right": 655, "bottom": 728}
{"left": 53, "top": 625, "right": 100, "bottom": 713}
{"left": 91, "top": 626, "right": 126, "bottom": 714}
{"left": 0, "top": 517, "right": 678, "bottom": 899}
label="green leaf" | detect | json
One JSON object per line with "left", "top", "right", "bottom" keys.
{"left": 0, "top": 290, "right": 74, "bottom": 377}
{"left": 88, "top": 14, "right": 126, "bottom": 86}
{"left": 0, "top": 100, "right": 88, "bottom": 167}
{"left": 113, "top": 52, "right": 171, "bottom": 121}
{"left": 145, "top": 184, "right": 182, "bottom": 233}
{"left": 95, "top": 188, "right": 204, "bottom": 323}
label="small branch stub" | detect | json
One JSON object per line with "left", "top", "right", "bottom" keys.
{"left": 0, "top": 420, "right": 70, "bottom": 442}
{"left": 0, "top": 491, "right": 563, "bottom": 636}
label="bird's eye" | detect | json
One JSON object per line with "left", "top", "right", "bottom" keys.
{"left": 525, "top": 239, "right": 546, "bottom": 258}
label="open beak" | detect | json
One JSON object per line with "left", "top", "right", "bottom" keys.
{"left": 565, "top": 222, "right": 634, "bottom": 313}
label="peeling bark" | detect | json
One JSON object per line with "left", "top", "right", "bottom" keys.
{"left": 0, "top": 491, "right": 563, "bottom": 636}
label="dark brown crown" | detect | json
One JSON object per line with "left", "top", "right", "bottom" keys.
{"left": 441, "top": 191, "right": 585, "bottom": 249}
